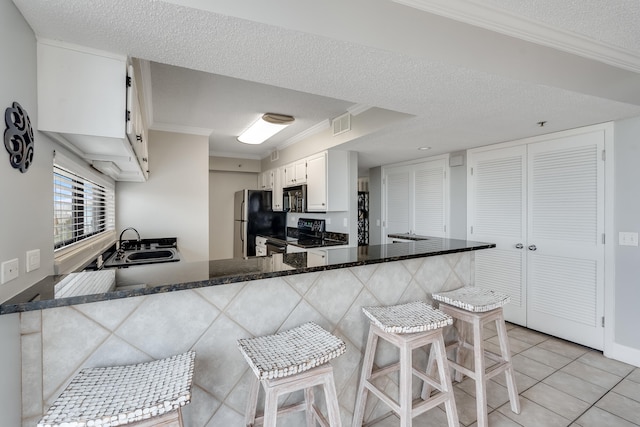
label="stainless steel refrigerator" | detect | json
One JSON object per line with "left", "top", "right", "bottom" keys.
{"left": 233, "top": 190, "right": 287, "bottom": 258}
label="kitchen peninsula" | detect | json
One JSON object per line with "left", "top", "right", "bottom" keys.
{"left": 8, "top": 238, "right": 494, "bottom": 426}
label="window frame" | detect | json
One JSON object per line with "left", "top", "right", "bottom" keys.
{"left": 53, "top": 150, "right": 116, "bottom": 273}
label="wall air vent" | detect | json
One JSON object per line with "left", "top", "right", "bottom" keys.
{"left": 270, "top": 150, "right": 279, "bottom": 162}
{"left": 332, "top": 113, "right": 351, "bottom": 136}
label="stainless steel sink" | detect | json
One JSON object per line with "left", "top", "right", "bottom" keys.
{"left": 103, "top": 247, "right": 179, "bottom": 268}
{"left": 125, "top": 250, "right": 175, "bottom": 262}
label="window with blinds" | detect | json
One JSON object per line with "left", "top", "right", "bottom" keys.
{"left": 54, "top": 165, "right": 115, "bottom": 250}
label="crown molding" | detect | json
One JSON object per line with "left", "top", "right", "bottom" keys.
{"left": 347, "top": 104, "right": 371, "bottom": 116}
{"left": 278, "top": 119, "right": 331, "bottom": 150}
{"left": 392, "top": 0, "right": 640, "bottom": 73}
{"left": 209, "top": 150, "right": 263, "bottom": 160}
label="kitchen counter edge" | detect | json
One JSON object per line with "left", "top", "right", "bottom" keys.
{"left": 0, "top": 239, "right": 495, "bottom": 315}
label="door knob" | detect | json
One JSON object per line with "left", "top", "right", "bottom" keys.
{"left": 515, "top": 243, "right": 524, "bottom": 249}
{"left": 528, "top": 245, "right": 537, "bottom": 251}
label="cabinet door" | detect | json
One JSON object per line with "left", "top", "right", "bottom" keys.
{"left": 468, "top": 146, "right": 527, "bottom": 325}
{"left": 526, "top": 132, "right": 605, "bottom": 349}
{"left": 284, "top": 164, "right": 296, "bottom": 186}
{"left": 294, "top": 160, "right": 307, "bottom": 184}
{"left": 306, "top": 152, "right": 327, "bottom": 211}
{"left": 307, "top": 249, "right": 327, "bottom": 267}
{"left": 273, "top": 168, "right": 284, "bottom": 211}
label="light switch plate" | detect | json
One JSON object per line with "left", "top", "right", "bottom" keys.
{"left": 619, "top": 232, "right": 639, "bottom": 246}
{"left": 26, "top": 249, "right": 41, "bottom": 272}
{"left": 1, "top": 258, "right": 19, "bottom": 284}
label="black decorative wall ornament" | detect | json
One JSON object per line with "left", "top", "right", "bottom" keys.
{"left": 4, "top": 101, "right": 34, "bottom": 173}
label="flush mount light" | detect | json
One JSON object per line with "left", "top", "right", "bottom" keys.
{"left": 237, "top": 113, "right": 295, "bottom": 145}
{"left": 418, "top": 146, "right": 432, "bottom": 151}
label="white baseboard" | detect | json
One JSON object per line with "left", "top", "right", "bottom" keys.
{"left": 605, "top": 342, "right": 640, "bottom": 368}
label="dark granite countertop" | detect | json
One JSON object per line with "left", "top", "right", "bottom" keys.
{"left": 0, "top": 237, "right": 494, "bottom": 314}
{"left": 388, "top": 233, "right": 431, "bottom": 241}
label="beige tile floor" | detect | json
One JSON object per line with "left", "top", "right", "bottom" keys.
{"left": 369, "top": 322, "right": 640, "bottom": 427}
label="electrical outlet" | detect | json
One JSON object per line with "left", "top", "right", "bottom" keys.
{"left": 26, "top": 249, "right": 40, "bottom": 272}
{"left": 1, "top": 258, "right": 19, "bottom": 284}
{"left": 343, "top": 218, "right": 348, "bottom": 227}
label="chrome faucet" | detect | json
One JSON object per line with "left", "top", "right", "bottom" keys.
{"left": 118, "top": 227, "right": 141, "bottom": 251}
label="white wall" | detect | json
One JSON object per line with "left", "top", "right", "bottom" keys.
{"left": 0, "top": 0, "right": 55, "bottom": 303}
{"left": 614, "top": 117, "right": 640, "bottom": 354}
{"left": 209, "top": 170, "right": 258, "bottom": 260}
{"left": 0, "top": 1, "right": 51, "bottom": 422}
{"left": 117, "top": 130, "right": 209, "bottom": 261}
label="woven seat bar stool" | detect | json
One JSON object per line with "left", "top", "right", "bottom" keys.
{"left": 237, "top": 322, "right": 346, "bottom": 427}
{"left": 424, "top": 286, "right": 520, "bottom": 427}
{"left": 352, "top": 301, "right": 459, "bottom": 427}
{"left": 37, "top": 351, "right": 196, "bottom": 427}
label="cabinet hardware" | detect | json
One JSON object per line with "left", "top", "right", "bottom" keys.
{"left": 515, "top": 243, "right": 524, "bottom": 249}
{"left": 528, "top": 245, "right": 537, "bottom": 251}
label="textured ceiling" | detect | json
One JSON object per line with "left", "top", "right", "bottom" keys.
{"left": 11, "top": 0, "right": 640, "bottom": 173}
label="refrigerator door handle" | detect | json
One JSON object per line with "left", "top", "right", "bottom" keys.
{"left": 240, "top": 200, "right": 245, "bottom": 221}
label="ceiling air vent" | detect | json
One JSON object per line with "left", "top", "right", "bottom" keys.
{"left": 332, "top": 113, "right": 351, "bottom": 136}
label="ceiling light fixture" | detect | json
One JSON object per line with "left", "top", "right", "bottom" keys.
{"left": 418, "top": 146, "right": 432, "bottom": 151}
{"left": 237, "top": 113, "right": 295, "bottom": 144}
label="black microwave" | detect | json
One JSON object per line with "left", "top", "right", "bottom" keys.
{"left": 283, "top": 185, "right": 307, "bottom": 213}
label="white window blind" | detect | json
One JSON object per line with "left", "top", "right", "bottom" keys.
{"left": 54, "top": 164, "right": 115, "bottom": 250}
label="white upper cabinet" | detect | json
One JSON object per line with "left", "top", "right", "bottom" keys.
{"left": 284, "top": 159, "right": 307, "bottom": 186}
{"left": 306, "top": 150, "right": 348, "bottom": 212}
{"left": 260, "top": 169, "right": 274, "bottom": 190}
{"left": 37, "top": 39, "right": 147, "bottom": 181}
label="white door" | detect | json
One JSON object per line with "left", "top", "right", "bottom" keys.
{"left": 468, "top": 146, "right": 527, "bottom": 325}
{"left": 414, "top": 158, "right": 447, "bottom": 238}
{"left": 526, "top": 132, "right": 605, "bottom": 349}
{"left": 384, "top": 165, "right": 412, "bottom": 238}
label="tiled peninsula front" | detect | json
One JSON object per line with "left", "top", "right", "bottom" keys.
{"left": 11, "top": 239, "right": 493, "bottom": 427}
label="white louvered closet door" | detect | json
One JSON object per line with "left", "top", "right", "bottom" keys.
{"left": 468, "top": 146, "right": 527, "bottom": 325}
{"left": 385, "top": 165, "right": 411, "bottom": 238}
{"left": 414, "top": 158, "right": 447, "bottom": 237}
{"left": 526, "top": 131, "right": 605, "bottom": 350}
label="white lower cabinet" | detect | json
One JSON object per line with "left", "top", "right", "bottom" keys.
{"left": 307, "top": 249, "right": 327, "bottom": 267}
{"left": 468, "top": 124, "right": 609, "bottom": 350}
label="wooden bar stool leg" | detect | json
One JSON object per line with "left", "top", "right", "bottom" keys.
{"left": 305, "top": 387, "right": 316, "bottom": 427}
{"left": 244, "top": 374, "right": 261, "bottom": 426}
{"left": 323, "top": 371, "right": 343, "bottom": 427}
{"left": 263, "top": 386, "right": 279, "bottom": 427}
{"left": 352, "top": 327, "right": 378, "bottom": 427}
{"left": 473, "top": 317, "right": 489, "bottom": 427}
{"left": 496, "top": 315, "right": 521, "bottom": 414}
{"left": 399, "top": 342, "right": 412, "bottom": 427}
{"left": 434, "top": 335, "right": 459, "bottom": 427}
{"left": 420, "top": 343, "right": 437, "bottom": 400}
{"left": 454, "top": 319, "right": 466, "bottom": 383}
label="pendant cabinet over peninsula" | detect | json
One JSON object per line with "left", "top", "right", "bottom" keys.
{"left": 37, "top": 39, "right": 148, "bottom": 181}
